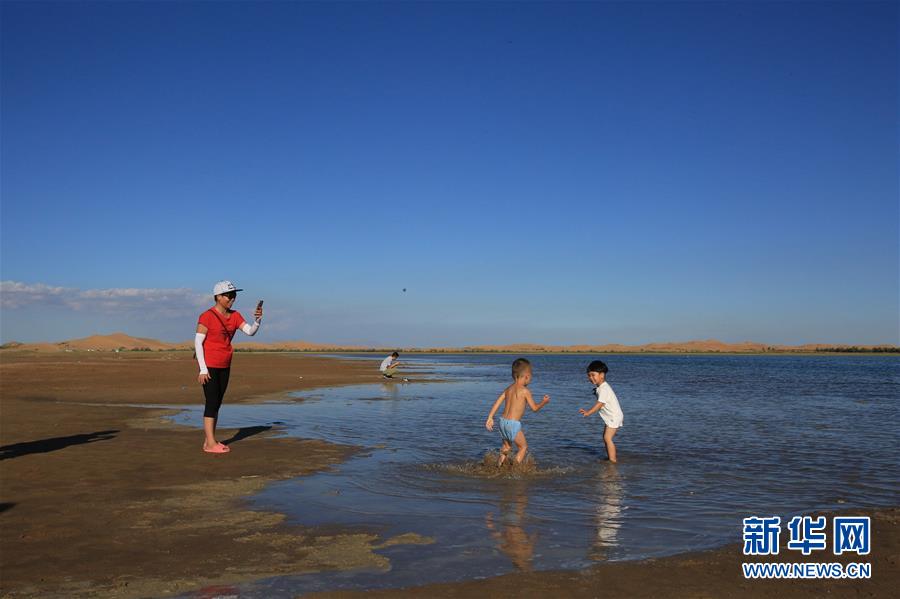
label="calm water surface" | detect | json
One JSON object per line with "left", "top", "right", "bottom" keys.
{"left": 175, "top": 354, "right": 899, "bottom": 596}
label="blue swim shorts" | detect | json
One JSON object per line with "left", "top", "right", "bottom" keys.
{"left": 498, "top": 417, "right": 522, "bottom": 443}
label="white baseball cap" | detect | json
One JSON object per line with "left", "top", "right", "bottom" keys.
{"left": 213, "top": 280, "right": 243, "bottom": 295}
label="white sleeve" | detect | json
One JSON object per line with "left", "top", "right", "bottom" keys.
{"left": 240, "top": 321, "right": 260, "bottom": 336}
{"left": 195, "top": 333, "right": 208, "bottom": 374}
{"left": 596, "top": 386, "right": 606, "bottom": 403}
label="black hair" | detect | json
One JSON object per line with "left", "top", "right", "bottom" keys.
{"left": 391, "top": 351, "right": 399, "bottom": 358}
{"left": 586, "top": 360, "right": 608, "bottom": 374}
{"left": 512, "top": 357, "right": 532, "bottom": 379}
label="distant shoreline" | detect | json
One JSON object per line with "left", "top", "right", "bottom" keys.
{"left": 236, "top": 349, "right": 900, "bottom": 356}
{"left": 1, "top": 332, "right": 897, "bottom": 355}
{"left": 2, "top": 347, "right": 897, "bottom": 356}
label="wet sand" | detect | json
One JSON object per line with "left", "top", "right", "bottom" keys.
{"left": 0, "top": 351, "right": 428, "bottom": 598}
{"left": 1, "top": 350, "right": 897, "bottom": 597}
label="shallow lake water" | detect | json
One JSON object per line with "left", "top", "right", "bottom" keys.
{"left": 175, "top": 353, "right": 899, "bottom": 596}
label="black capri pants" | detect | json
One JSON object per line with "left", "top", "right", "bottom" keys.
{"left": 202, "top": 367, "right": 231, "bottom": 418}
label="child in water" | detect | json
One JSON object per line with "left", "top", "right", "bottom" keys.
{"left": 579, "top": 360, "right": 624, "bottom": 463}
{"left": 485, "top": 358, "right": 550, "bottom": 466}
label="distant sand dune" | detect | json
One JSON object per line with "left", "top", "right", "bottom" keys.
{"left": 61, "top": 332, "right": 178, "bottom": 351}
{"left": 1, "top": 333, "right": 895, "bottom": 354}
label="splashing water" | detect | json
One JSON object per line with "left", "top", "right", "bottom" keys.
{"left": 426, "top": 452, "right": 575, "bottom": 479}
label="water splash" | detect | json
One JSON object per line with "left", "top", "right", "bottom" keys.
{"left": 425, "top": 452, "right": 575, "bottom": 479}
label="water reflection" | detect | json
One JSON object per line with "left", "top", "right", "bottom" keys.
{"left": 379, "top": 382, "right": 401, "bottom": 398}
{"left": 485, "top": 480, "right": 537, "bottom": 571}
{"left": 591, "top": 464, "right": 623, "bottom": 561}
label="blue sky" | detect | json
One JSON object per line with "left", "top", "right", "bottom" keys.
{"left": 1, "top": 1, "right": 897, "bottom": 346}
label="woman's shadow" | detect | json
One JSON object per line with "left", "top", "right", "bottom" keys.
{"left": 0, "top": 430, "right": 119, "bottom": 460}
{"left": 221, "top": 425, "right": 272, "bottom": 446}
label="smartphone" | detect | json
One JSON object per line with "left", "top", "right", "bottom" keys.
{"left": 257, "top": 300, "right": 264, "bottom": 310}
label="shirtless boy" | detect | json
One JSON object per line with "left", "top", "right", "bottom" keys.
{"left": 485, "top": 358, "right": 550, "bottom": 466}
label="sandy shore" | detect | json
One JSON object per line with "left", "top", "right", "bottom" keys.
{"left": 1, "top": 351, "right": 897, "bottom": 597}
{"left": 0, "top": 351, "right": 432, "bottom": 598}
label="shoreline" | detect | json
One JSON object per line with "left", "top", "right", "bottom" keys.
{"left": 0, "top": 352, "right": 431, "bottom": 598}
{"left": 288, "top": 350, "right": 900, "bottom": 356}
{"left": 6, "top": 348, "right": 898, "bottom": 357}
{"left": 4, "top": 339, "right": 898, "bottom": 357}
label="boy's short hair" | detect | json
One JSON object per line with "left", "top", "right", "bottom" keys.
{"left": 512, "top": 358, "right": 532, "bottom": 379}
{"left": 391, "top": 352, "right": 399, "bottom": 358}
{"left": 587, "top": 360, "right": 608, "bottom": 374}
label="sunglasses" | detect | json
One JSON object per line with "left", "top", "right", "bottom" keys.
{"left": 220, "top": 292, "right": 237, "bottom": 300}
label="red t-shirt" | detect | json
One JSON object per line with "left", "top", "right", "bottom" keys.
{"left": 198, "top": 309, "right": 246, "bottom": 368}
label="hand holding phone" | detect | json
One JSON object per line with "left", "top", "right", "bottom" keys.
{"left": 255, "top": 300, "right": 264, "bottom": 321}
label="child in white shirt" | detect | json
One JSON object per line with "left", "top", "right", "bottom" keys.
{"left": 579, "top": 360, "right": 623, "bottom": 463}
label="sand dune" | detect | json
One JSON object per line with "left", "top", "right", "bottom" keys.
{"left": 2, "top": 333, "right": 184, "bottom": 352}
{"left": 60, "top": 332, "right": 179, "bottom": 351}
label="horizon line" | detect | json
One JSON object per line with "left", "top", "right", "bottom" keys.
{"left": 2, "top": 332, "right": 897, "bottom": 351}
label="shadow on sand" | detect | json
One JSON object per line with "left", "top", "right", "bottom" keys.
{"left": 222, "top": 425, "right": 272, "bottom": 446}
{"left": 0, "top": 430, "right": 119, "bottom": 460}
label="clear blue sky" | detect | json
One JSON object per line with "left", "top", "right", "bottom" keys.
{"left": 1, "top": 1, "right": 897, "bottom": 346}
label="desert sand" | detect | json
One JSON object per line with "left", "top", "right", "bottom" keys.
{"left": 0, "top": 351, "right": 432, "bottom": 598}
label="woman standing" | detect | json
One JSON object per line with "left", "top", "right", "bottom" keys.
{"left": 194, "top": 280, "right": 263, "bottom": 453}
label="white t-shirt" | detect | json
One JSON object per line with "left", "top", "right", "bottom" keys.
{"left": 380, "top": 356, "right": 395, "bottom": 372}
{"left": 595, "top": 382, "right": 624, "bottom": 428}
